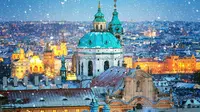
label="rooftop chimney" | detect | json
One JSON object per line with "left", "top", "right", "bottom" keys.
{"left": 13, "top": 76, "right": 18, "bottom": 87}
{"left": 3, "top": 77, "right": 7, "bottom": 87}
{"left": 23, "top": 76, "right": 28, "bottom": 86}
{"left": 54, "top": 76, "right": 61, "bottom": 85}
{"left": 45, "top": 77, "right": 49, "bottom": 86}
{"left": 34, "top": 76, "right": 39, "bottom": 86}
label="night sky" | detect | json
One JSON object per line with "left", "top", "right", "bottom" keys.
{"left": 0, "top": 0, "right": 199, "bottom": 22}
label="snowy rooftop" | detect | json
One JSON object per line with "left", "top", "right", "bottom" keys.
{"left": 173, "top": 82, "right": 195, "bottom": 89}
{"left": 1, "top": 88, "right": 94, "bottom": 108}
{"left": 91, "top": 66, "right": 128, "bottom": 87}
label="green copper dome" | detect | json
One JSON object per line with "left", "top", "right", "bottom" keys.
{"left": 78, "top": 32, "right": 121, "bottom": 49}
{"left": 108, "top": 8, "right": 123, "bottom": 35}
{"left": 109, "top": 9, "right": 121, "bottom": 25}
{"left": 93, "top": 1, "right": 106, "bottom": 23}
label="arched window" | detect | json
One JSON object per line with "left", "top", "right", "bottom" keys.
{"left": 118, "top": 60, "right": 120, "bottom": 66}
{"left": 136, "top": 80, "right": 140, "bottom": 92}
{"left": 104, "top": 61, "right": 109, "bottom": 71}
{"left": 81, "top": 63, "right": 84, "bottom": 75}
{"left": 100, "top": 25, "right": 103, "bottom": 30}
{"left": 88, "top": 61, "right": 93, "bottom": 76}
{"left": 34, "top": 66, "right": 38, "bottom": 72}
{"left": 78, "top": 61, "right": 80, "bottom": 75}
{"left": 96, "top": 25, "right": 98, "bottom": 30}
{"left": 40, "top": 67, "right": 42, "bottom": 72}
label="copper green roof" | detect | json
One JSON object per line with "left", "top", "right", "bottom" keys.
{"left": 109, "top": 9, "right": 121, "bottom": 25}
{"left": 60, "top": 56, "right": 66, "bottom": 71}
{"left": 78, "top": 32, "right": 121, "bottom": 49}
{"left": 108, "top": 9, "right": 123, "bottom": 35}
{"left": 93, "top": 1, "right": 106, "bottom": 23}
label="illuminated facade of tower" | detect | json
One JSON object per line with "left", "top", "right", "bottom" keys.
{"left": 11, "top": 48, "right": 30, "bottom": 79}
{"left": 50, "top": 31, "right": 68, "bottom": 57}
{"left": 11, "top": 48, "right": 25, "bottom": 61}
{"left": 30, "top": 55, "right": 44, "bottom": 74}
{"left": 43, "top": 43, "right": 55, "bottom": 78}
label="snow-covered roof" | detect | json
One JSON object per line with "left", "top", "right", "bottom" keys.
{"left": 1, "top": 88, "right": 94, "bottom": 108}
{"left": 173, "top": 82, "right": 195, "bottom": 89}
{"left": 91, "top": 66, "right": 128, "bottom": 88}
{"left": 184, "top": 99, "right": 200, "bottom": 105}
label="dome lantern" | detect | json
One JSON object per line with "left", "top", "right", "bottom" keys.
{"left": 93, "top": 0, "right": 106, "bottom": 32}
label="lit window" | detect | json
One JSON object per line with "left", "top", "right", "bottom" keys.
{"left": 53, "top": 110, "right": 56, "bottom": 112}
{"left": 40, "top": 110, "right": 45, "bottom": 112}
{"left": 76, "top": 109, "right": 80, "bottom": 112}
{"left": 64, "top": 110, "right": 68, "bottom": 112}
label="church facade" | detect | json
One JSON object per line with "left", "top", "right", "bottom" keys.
{"left": 76, "top": 1, "right": 123, "bottom": 80}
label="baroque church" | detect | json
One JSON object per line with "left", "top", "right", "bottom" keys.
{"left": 76, "top": 1, "right": 124, "bottom": 80}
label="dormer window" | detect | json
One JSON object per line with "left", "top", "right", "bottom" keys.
{"left": 84, "top": 97, "right": 91, "bottom": 100}
{"left": 15, "top": 98, "right": 23, "bottom": 104}
{"left": 39, "top": 97, "right": 45, "bottom": 102}
{"left": 62, "top": 97, "right": 68, "bottom": 101}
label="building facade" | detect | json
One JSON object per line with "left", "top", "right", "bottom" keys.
{"left": 76, "top": 2, "right": 123, "bottom": 80}
{"left": 30, "top": 55, "right": 44, "bottom": 74}
{"left": 133, "top": 55, "right": 199, "bottom": 74}
{"left": 43, "top": 43, "right": 55, "bottom": 78}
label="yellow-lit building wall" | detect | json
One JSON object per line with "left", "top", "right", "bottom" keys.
{"left": 133, "top": 55, "right": 197, "bottom": 74}
{"left": 3, "top": 107, "right": 90, "bottom": 112}
{"left": 43, "top": 51, "right": 55, "bottom": 78}
{"left": 67, "top": 72, "right": 77, "bottom": 81}
{"left": 124, "top": 56, "right": 133, "bottom": 68}
{"left": 12, "top": 59, "right": 30, "bottom": 79}
{"left": 0, "top": 57, "right": 3, "bottom": 62}
{"left": 54, "top": 58, "right": 61, "bottom": 75}
{"left": 11, "top": 48, "right": 25, "bottom": 61}
{"left": 196, "top": 62, "right": 200, "bottom": 71}
{"left": 50, "top": 42, "right": 68, "bottom": 57}
{"left": 30, "top": 55, "right": 44, "bottom": 74}
{"left": 133, "top": 61, "right": 164, "bottom": 74}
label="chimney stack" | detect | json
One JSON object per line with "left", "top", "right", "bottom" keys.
{"left": 45, "top": 76, "right": 49, "bottom": 86}
{"left": 23, "top": 76, "right": 28, "bottom": 86}
{"left": 34, "top": 76, "right": 39, "bottom": 86}
{"left": 54, "top": 76, "right": 61, "bottom": 85}
{"left": 13, "top": 76, "right": 18, "bottom": 87}
{"left": 3, "top": 77, "right": 7, "bottom": 87}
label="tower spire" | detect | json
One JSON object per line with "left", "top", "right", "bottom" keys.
{"left": 114, "top": 0, "right": 117, "bottom": 10}
{"left": 98, "top": 0, "right": 101, "bottom": 9}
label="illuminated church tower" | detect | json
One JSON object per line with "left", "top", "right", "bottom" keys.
{"left": 43, "top": 43, "right": 55, "bottom": 78}
{"left": 60, "top": 30, "right": 68, "bottom": 56}
{"left": 76, "top": 1, "right": 123, "bottom": 80}
{"left": 50, "top": 30, "right": 68, "bottom": 57}
{"left": 108, "top": 0, "right": 123, "bottom": 41}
